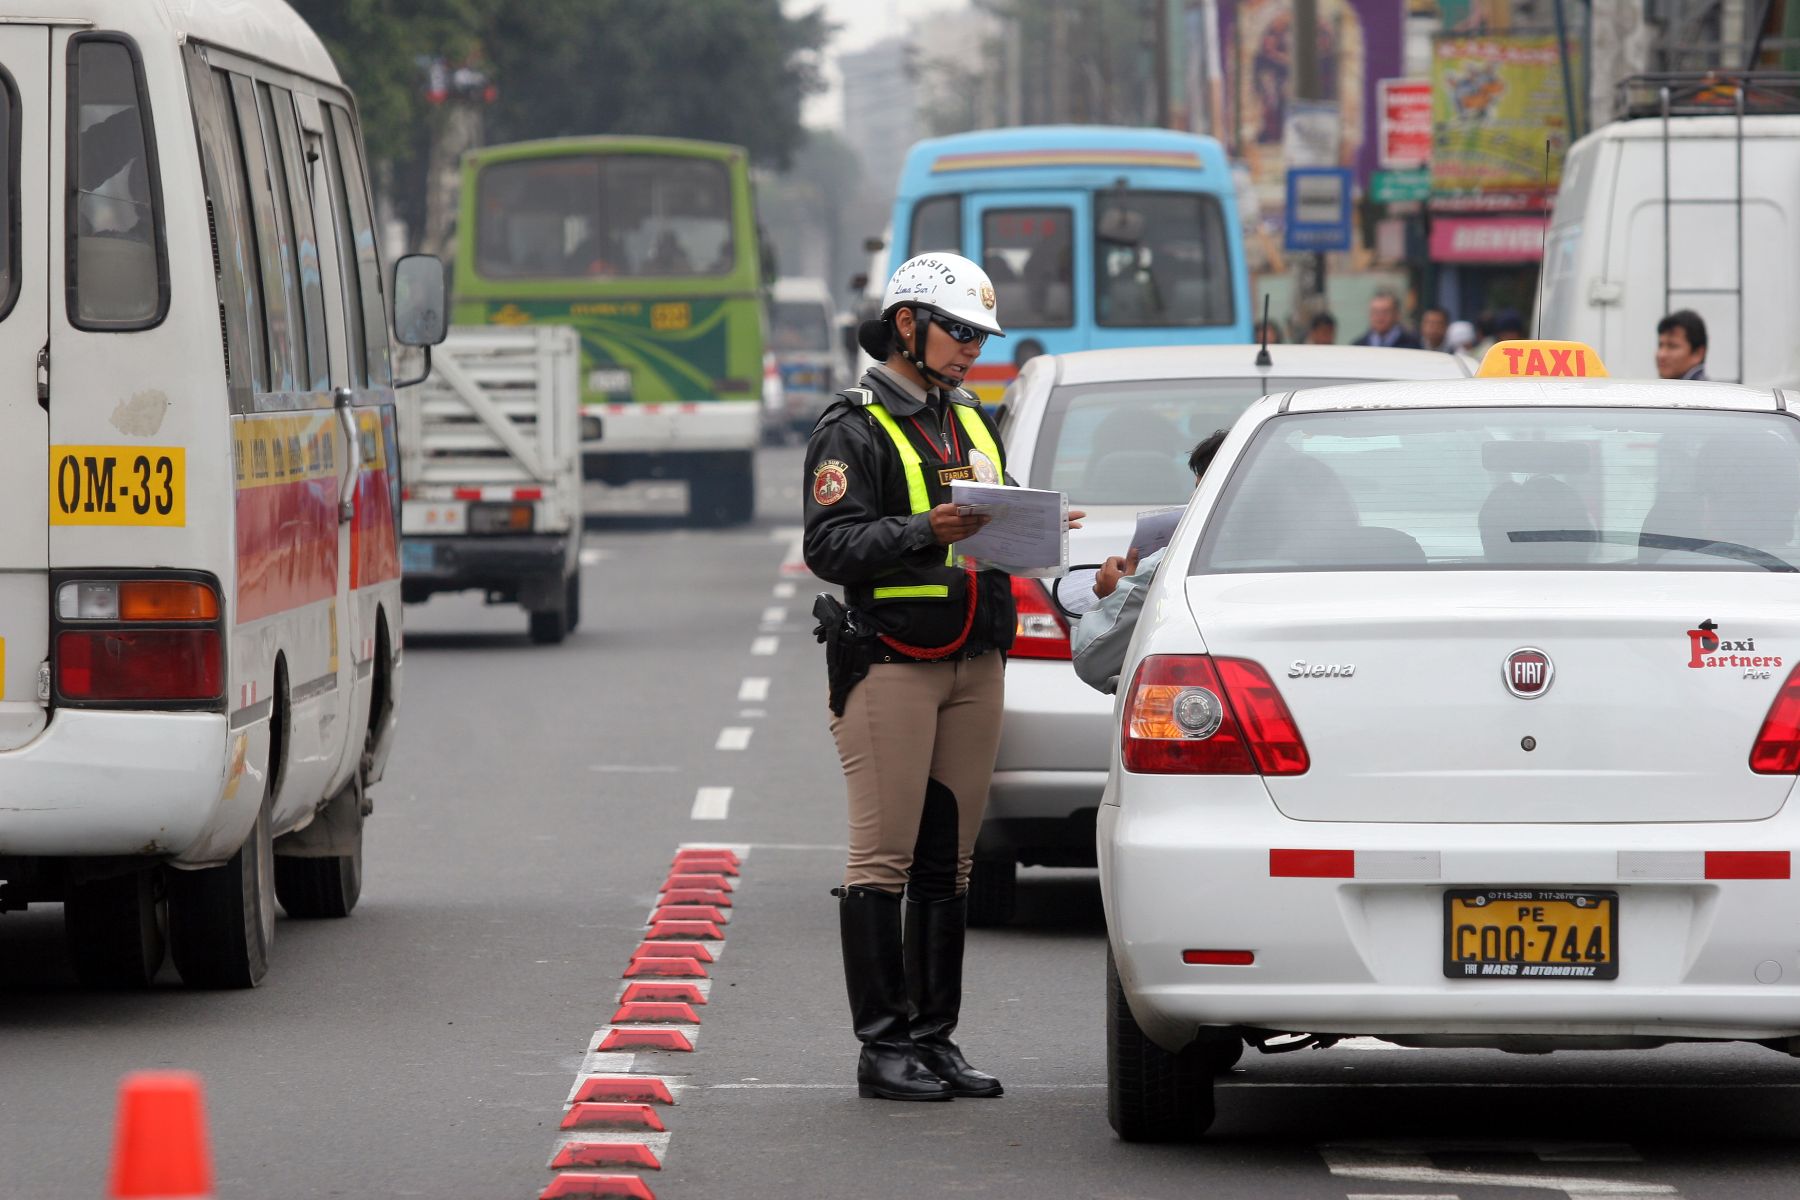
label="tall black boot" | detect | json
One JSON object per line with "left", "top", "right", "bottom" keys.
{"left": 838, "top": 886, "right": 954, "bottom": 1101}
{"left": 905, "top": 893, "right": 1005, "bottom": 1098}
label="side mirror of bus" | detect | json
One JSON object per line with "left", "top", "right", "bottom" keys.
{"left": 393, "top": 254, "right": 449, "bottom": 348}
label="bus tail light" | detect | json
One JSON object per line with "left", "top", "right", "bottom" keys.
{"left": 1009, "top": 577, "right": 1071, "bottom": 660}
{"left": 53, "top": 574, "right": 225, "bottom": 708}
{"left": 1122, "top": 655, "right": 1308, "bottom": 776}
{"left": 57, "top": 630, "right": 222, "bottom": 701}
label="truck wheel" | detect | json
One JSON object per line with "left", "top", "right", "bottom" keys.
{"left": 1106, "top": 946, "right": 1214, "bottom": 1142}
{"left": 168, "top": 796, "right": 276, "bottom": 989}
{"left": 565, "top": 571, "right": 582, "bottom": 632}
{"left": 967, "top": 855, "right": 1017, "bottom": 927}
{"left": 529, "top": 604, "right": 568, "bottom": 645}
{"left": 690, "top": 452, "right": 756, "bottom": 527}
{"left": 275, "top": 837, "right": 363, "bottom": 919}
{"left": 64, "top": 868, "right": 166, "bottom": 989}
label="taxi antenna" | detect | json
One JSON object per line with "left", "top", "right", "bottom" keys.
{"left": 1534, "top": 139, "right": 1551, "bottom": 338}
{"left": 1255, "top": 294, "right": 1272, "bottom": 367}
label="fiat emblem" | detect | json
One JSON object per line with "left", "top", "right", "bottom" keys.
{"left": 1503, "top": 648, "right": 1553, "bottom": 699}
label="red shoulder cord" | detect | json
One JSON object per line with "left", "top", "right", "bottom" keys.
{"left": 880, "top": 404, "right": 981, "bottom": 661}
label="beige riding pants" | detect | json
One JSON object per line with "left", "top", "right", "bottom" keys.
{"left": 829, "top": 653, "right": 1005, "bottom": 895}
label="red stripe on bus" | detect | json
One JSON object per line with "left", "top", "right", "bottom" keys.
{"left": 235, "top": 477, "right": 338, "bottom": 624}
{"left": 965, "top": 364, "right": 1017, "bottom": 381}
{"left": 352, "top": 466, "right": 400, "bottom": 590}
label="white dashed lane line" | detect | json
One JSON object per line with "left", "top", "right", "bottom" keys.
{"left": 750, "top": 636, "right": 779, "bottom": 656}
{"left": 738, "top": 677, "right": 770, "bottom": 702}
{"left": 691, "top": 787, "right": 732, "bottom": 820}
{"left": 761, "top": 606, "right": 787, "bottom": 627}
{"left": 716, "top": 727, "right": 752, "bottom": 751}
{"left": 773, "top": 581, "right": 796, "bottom": 599}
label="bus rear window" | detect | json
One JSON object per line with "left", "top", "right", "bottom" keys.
{"left": 68, "top": 35, "right": 167, "bottom": 329}
{"left": 476, "top": 154, "right": 736, "bottom": 280}
{"left": 1095, "top": 191, "right": 1231, "bottom": 329}
{"left": 983, "top": 208, "right": 1072, "bottom": 328}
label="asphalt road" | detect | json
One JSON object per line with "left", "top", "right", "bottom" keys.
{"left": 6, "top": 444, "right": 1800, "bottom": 1198}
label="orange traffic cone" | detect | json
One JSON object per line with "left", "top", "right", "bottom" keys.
{"left": 108, "top": 1071, "right": 214, "bottom": 1198}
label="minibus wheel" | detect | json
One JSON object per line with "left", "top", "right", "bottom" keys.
{"left": 168, "top": 794, "right": 276, "bottom": 989}
{"left": 63, "top": 867, "right": 166, "bottom": 989}
{"left": 1106, "top": 947, "right": 1214, "bottom": 1141}
{"left": 274, "top": 777, "right": 364, "bottom": 919}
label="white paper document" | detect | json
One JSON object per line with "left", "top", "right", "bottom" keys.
{"left": 1130, "top": 505, "right": 1186, "bottom": 557}
{"left": 949, "top": 481, "right": 1068, "bottom": 577}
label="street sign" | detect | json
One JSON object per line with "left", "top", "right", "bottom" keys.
{"left": 1284, "top": 167, "right": 1353, "bottom": 252}
{"left": 1378, "top": 77, "right": 1433, "bottom": 169}
{"left": 1371, "top": 168, "right": 1431, "bottom": 204}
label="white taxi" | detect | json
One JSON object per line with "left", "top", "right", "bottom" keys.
{"left": 1100, "top": 341, "right": 1800, "bottom": 1140}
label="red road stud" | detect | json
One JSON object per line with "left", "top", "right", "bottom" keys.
{"left": 598, "top": 1027, "right": 695, "bottom": 1053}
{"left": 572, "top": 1076, "right": 677, "bottom": 1105}
{"left": 663, "top": 873, "right": 735, "bottom": 892}
{"left": 672, "top": 853, "right": 740, "bottom": 875}
{"left": 650, "top": 905, "right": 729, "bottom": 924}
{"left": 674, "top": 845, "right": 740, "bottom": 864}
{"left": 659, "top": 889, "right": 731, "bottom": 907}
{"left": 623, "top": 957, "right": 708, "bottom": 978}
{"left": 611, "top": 1002, "right": 700, "bottom": 1025}
{"left": 631, "top": 941, "right": 714, "bottom": 962}
{"left": 539, "top": 1174, "right": 656, "bottom": 1200}
{"left": 620, "top": 981, "right": 706, "bottom": 1006}
{"left": 559, "top": 1102, "right": 667, "bottom": 1132}
{"left": 550, "top": 1142, "right": 663, "bottom": 1171}
{"left": 647, "top": 921, "right": 723, "bottom": 941}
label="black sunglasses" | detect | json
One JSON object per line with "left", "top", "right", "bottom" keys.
{"left": 932, "top": 316, "right": 989, "bottom": 348}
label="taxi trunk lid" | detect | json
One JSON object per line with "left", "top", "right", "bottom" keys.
{"left": 1185, "top": 572, "right": 1800, "bottom": 822}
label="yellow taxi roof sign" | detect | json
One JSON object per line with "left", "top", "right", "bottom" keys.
{"left": 1476, "top": 339, "right": 1609, "bottom": 379}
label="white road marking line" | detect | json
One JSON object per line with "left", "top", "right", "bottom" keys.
{"left": 768, "top": 525, "right": 803, "bottom": 541}
{"left": 578, "top": 547, "right": 609, "bottom": 566}
{"left": 761, "top": 605, "right": 787, "bottom": 627}
{"left": 575, "top": 1050, "right": 639, "bottom": 1077}
{"left": 751, "top": 635, "right": 779, "bottom": 656}
{"left": 773, "top": 581, "right": 796, "bottom": 599}
{"left": 588, "top": 764, "right": 680, "bottom": 773}
{"left": 716, "top": 727, "right": 752, "bottom": 751}
{"left": 1320, "top": 1148, "right": 1676, "bottom": 1197}
{"left": 1347, "top": 1195, "right": 1460, "bottom": 1200}
{"left": 738, "top": 677, "right": 770, "bottom": 702}
{"left": 738, "top": 708, "right": 766, "bottom": 718}
{"left": 691, "top": 786, "right": 732, "bottom": 820}
{"left": 1331, "top": 1141, "right": 1642, "bottom": 1164}
{"left": 1336, "top": 1037, "right": 1414, "bottom": 1051}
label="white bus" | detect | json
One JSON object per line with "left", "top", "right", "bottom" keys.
{"left": 0, "top": 0, "right": 445, "bottom": 988}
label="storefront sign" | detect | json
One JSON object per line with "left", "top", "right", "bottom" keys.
{"left": 1371, "top": 168, "right": 1432, "bottom": 203}
{"left": 1429, "top": 216, "right": 1548, "bottom": 262}
{"left": 1378, "top": 78, "right": 1432, "bottom": 168}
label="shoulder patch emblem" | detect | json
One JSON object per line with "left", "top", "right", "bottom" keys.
{"left": 812, "top": 459, "right": 850, "bottom": 506}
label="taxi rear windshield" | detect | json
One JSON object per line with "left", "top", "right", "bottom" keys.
{"left": 1192, "top": 407, "right": 1800, "bottom": 573}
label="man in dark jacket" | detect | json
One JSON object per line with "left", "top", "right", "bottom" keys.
{"left": 1352, "top": 291, "right": 1423, "bottom": 349}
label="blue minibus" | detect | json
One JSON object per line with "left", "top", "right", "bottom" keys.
{"left": 887, "top": 125, "right": 1251, "bottom": 404}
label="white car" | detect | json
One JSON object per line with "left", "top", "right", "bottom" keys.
{"left": 975, "top": 344, "right": 1471, "bottom": 923}
{"left": 1101, "top": 342, "right": 1800, "bottom": 1140}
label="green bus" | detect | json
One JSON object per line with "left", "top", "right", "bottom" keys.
{"left": 451, "top": 136, "right": 767, "bottom": 524}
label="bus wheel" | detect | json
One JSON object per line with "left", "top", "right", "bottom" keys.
{"left": 565, "top": 571, "right": 582, "bottom": 632}
{"left": 690, "top": 451, "right": 756, "bottom": 527}
{"left": 168, "top": 794, "right": 276, "bottom": 989}
{"left": 64, "top": 868, "right": 166, "bottom": 989}
{"left": 274, "top": 778, "right": 364, "bottom": 919}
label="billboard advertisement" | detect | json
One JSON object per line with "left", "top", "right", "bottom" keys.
{"left": 1431, "top": 34, "right": 1579, "bottom": 209}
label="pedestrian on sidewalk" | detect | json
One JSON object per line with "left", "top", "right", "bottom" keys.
{"left": 1352, "top": 290, "right": 1422, "bottom": 348}
{"left": 803, "top": 252, "right": 1081, "bottom": 1102}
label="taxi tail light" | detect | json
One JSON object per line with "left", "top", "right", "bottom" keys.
{"left": 1010, "top": 577, "right": 1071, "bottom": 661}
{"left": 57, "top": 630, "right": 222, "bottom": 701}
{"left": 1121, "top": 655, "right": 1307, "bottom": 776}
{"left": 1750, "top": 663, "right": 1800, "bottom": 773}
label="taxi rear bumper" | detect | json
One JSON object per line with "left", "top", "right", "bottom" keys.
{"left": 1100, "top": 781, "right": 1800, "bottom": 1051}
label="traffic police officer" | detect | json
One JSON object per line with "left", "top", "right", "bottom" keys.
{"left": 804, "top": 252, "right": 1014, "bottom": 1102}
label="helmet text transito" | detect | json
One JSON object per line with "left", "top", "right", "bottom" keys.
{"left": 879, "top": 253, "right": 1005, "bottom": 337}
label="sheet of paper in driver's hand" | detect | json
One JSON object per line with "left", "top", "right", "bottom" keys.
{"left": 949, "top": 481, "right": 1068, "bottom": 577}
{"left": 1130, "top": 505, "right": 1186, "bottom": 558}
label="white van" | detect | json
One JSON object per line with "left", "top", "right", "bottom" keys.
{"left": 0, "top": 0, "right": 444, "bottom": 989}
{"left": 767, "top": 276, "right": 844, "bottom": 432}
{"left": 1541, "top": 73, "right": 1800, "bottom": 387}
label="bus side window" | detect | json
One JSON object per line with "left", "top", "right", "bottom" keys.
{"left": 910, "top": 194, "right": 962, "bottom": 257}
{"left": 325, "top": 103, "right": 390, "bottom": 387}
{"left": 182, "top": 52, "right": 265, "bottom": 401}
{"left": 67, "top": 34, "right": 169, "bottom": 330}
{"left": 227, "top": 72, "right": 299, "bottom": 392}
{"left": 265, "top": 85, "right": 328, "bottom": 392}
{"left": 317, "top": 105, "right": 365, "bottom": 387}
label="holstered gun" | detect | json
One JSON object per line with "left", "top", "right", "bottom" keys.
{"left": 813, "top": 592, "right": 875, "bottom": 716}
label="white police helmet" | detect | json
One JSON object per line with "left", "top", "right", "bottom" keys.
{"left": 879, "top": 252, "right": 1004, "bottom": 337}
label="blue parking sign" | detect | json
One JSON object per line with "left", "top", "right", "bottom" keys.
{"left": 1284, "top": 167, "right": 1353, "bottom": 252}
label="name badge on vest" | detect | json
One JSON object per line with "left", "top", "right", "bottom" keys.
{"left": 937, "top": 464, "right": 975, "bottom": 485}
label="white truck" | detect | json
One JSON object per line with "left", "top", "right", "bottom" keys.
{"left": 1541, "top": 72, "right": 1800, "bottom": 387}
{"left": 398, "top": 326, "right": 585, "bottom": 643}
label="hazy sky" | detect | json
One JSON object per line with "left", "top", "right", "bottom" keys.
{"left": 789, "top": 0, "right": 950, "bottom": 127}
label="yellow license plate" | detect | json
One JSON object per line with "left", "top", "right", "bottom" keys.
{"left": 49, "top": 445, "right": 186, "bottom": 527}
{"left": 1444, "top": 889, "right": 1618, "bottom": 980}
